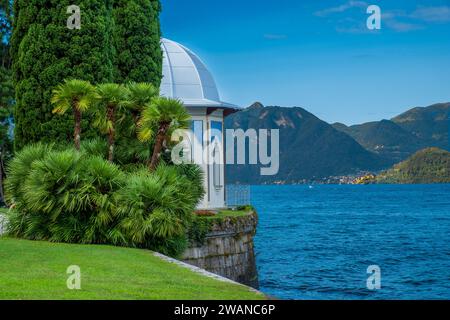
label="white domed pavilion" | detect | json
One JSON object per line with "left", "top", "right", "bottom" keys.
{"left": 160, "top": 38, "right": 240, "bottom": 209}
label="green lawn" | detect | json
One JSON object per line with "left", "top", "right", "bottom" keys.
{"left": 0, "top": 238, "right": 264, "bottom": 300}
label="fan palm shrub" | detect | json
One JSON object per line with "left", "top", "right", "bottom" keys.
{"left": 114, "top": 165, "right": 200, "bottom": 255}
{"left": 51, "top": 79, "right": 98, "bottom": 150}
{"left": 126, "top": 82, "right": 158, "bottom": 124}
{"left": 4, "top": 143, "right": 55, "bottom": 211}
{"left": 4, "top": 143, "right": 205, "bottom": 256}
{"left": 138, "top": 97, "right": 191, "bottom": 171}
{"left": 175, "top": 164, "right": 205, "bottom": 204}
{"left": 94, "top": 83, "right": 129, "bottom": 162}
{"left": 109, "top": 83, "right": 157, "bottom": 166}
{"left": 5, "top": 147, "right": 125, "bottom": 244}
{"left": 80, "top": 138, "right": 108, "bottom": 159}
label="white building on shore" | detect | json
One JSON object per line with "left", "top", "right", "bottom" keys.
{"left": 160, "top": 38, "right": 241, "bottom": 209}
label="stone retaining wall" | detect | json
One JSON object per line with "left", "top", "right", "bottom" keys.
{"left": 182, "top": 212, "right": 259, "bottom": 288}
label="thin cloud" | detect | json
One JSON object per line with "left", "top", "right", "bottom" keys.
{"left": 263, "top": 34, "right": 287, "bottom": 40}
{"left": 316, "top": 2, "right": 450, "bottom": 33}
{"left": 383, "top": 19, "right": 423, "bottom": 32}
{"left": 381, "top": 6, "right": 450, "bottom": 32}
{"left": 411, "top": 6, "right": 450, "bottom": 23}
{"left": 336, "top": 25, "right": 373, "bottom": 34}
{"left": 334, "top": 17, "right": 373, "bottom": 34}
{"left": 315, "top": 1, "right": 368, "bottom": 17}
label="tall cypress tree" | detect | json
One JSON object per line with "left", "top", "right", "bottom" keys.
{"left": 1, "top": 0, "right": 14, "bottom": 202}
{"left": 113, "top": 0, "right": 162, "bottom": 85}
{"left": 11, "top": 0, "right": 162, "bottom": 151}
{"left": 11, "top": 0, "right": 115, "bottom": 150}
{"left": 111, "top": 0, "right": 162, "bottom": 165}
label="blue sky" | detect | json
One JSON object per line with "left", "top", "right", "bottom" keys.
{"left": 160, "top": 0, "right": 450, "bottom": 125}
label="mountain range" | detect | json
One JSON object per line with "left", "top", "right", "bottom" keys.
{"left": 332, "top": 103, "right": 450, "bottom": 164}
{"left": 225, "top": 102, "right": 449, "bottom": 184}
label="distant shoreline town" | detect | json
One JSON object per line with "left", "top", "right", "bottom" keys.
{"left": 255, "top": 147, "right": 450, "bottom": 186}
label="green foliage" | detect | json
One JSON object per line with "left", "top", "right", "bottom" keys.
{"left": 51, "top": 79, "right": 99, "bottom": 115}
{"left": 114, "top": 164, "right": 200, "bottom": 255}
{"left": 12, "top": 0, "right": 115, "bottom": 150}
{"left": 236, "top": 205, "right": 255, "bottom": 212}
{"left": 187, "top": 216, "right": 211, "bottom": 246}
{"left": 11, "top": 0, "right": 162, "bottom": 150}
{"left": 0, "top": 0, "right": 14, "bottom": 201}
{"left": 376, "top": 148, "right": 450, "bottom": 184}
{"left": 80, "top": 138, "right": 108, "bottom": 159}
{"left": 93, "top": 82, "right": 158, "bottom": 166}
{"left": 333, "top": 103, "right": 450, "bottom": 165}
{"left": 4, "top": 143, "right": 55, "bottom": 211}
{"left": 105, "top": 82, "right": 159, "bottom": 166}
{"left": 5, "top": 143, "right": 204, "bottom": 257}
{"left": 187, "top": 208, "right": 255, "bottom": 246}
{"left": 392, "top": 103, "right": 450, "bottom": 152}
{"left": 175, "top": 164, "right": 206, "bottom": 204}
{"left": 94, "top": 83, "right": 130, "bottom": 161}
{"left": 115, "top": 137, "right": 151, "bottom": 165}
{"left": 126, "top": 82, "right": 159, "bottom": 114}
{"left": 94, "top": 83, "right": 129, "bottom": 130}
{"left": 51, "top": 79, "right": 99, "bottom": 150}
{"left": 138, "top": 97, "right": 191, "bottom": 170}
{"left": 123, "top": 82, "right": 158, "bottom": 132}
{"left": 0, "top": 66, "right": 14, "bottom": 191}
{"left": 6, "top": 145, "right": 124, "bottom": 243}
{"left": 0, "top": 66, "right": 13, "bottom": 110}
{"left": 113, "top": 0, "right": 162, "bottom": 84}
{"left": 138, "top": 97, "right": 191, "bottom": 143}
{"left": 0, "top": 0, "right": 12, "bottom": 69}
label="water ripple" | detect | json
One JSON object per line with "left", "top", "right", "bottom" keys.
{"left": 253, "top": 184, "right": 450, "bottom": 300}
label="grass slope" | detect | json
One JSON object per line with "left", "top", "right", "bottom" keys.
{"left": 0, "top": 238, "right": 264, "bottom": 300}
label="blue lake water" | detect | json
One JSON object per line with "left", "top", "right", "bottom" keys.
{"left": 251, "top": 184, "right": 450, "bottom": 300}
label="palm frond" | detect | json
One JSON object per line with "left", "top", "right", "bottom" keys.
{"left": 51, "top": 79, "right": 98, "bottom": 114}
{"left": 137, "top": 97, "right": 191, "bottom": 143}
{"left": 126, "top": 82, "right": 158, "bottom": 112}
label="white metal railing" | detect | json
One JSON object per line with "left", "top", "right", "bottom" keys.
{"left": 226, "top": 185, "right": 251, "bottom": 207}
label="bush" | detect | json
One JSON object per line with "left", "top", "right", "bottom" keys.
{"left": 11, "top": 1, "right": 163, "bottom": 150}
{"left": 80, "top": 138, "right": 108, "bottom": 159}
{"left": 113, "top": 0, "right": 162, "bottom": 85}
{"left": 187, "top": 216, "right": 211, "bottom": 246}
{"left": 114, "top": 165, "right": 201, "bottom": 256}
{"left": 4, "top": 143, "right": 204, "bottom": 257}
{"left": 174, "top": 164, "right": 205, "bottom": 204}
{"left": 11, "top": 0, "right": 116, "bottom": 150}
{"left": 4, "top": 143, "right": 55, "bottom": 213}
{"left": 6, "top": 146, "right": 125, "bottom": 243}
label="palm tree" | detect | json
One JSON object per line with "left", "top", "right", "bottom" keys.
{"left": 126, "top": 82, "right": 158, "bottom": 124}
{"left": 138, "top": 97, "right": 190, "bottom": 171}
{"left": 95, "top": 83, "right": 129, "bottom": 162}
{"left": 51, "top": 79, "right": 98, "bottom": 150}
